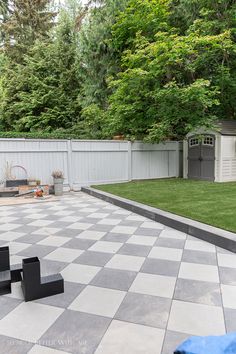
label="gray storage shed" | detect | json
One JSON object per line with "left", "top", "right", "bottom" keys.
{"left": 183, "top": 120, "right": 236, "bottom": 182}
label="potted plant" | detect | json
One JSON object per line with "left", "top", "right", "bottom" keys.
{"left": 51, "top": 170, "right": 64, "bottom": 196}
{"left": 28, "top": 178, "right": 37, "bottom": 186}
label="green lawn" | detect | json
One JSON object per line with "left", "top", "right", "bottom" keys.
{"left": 93, "top": 178, "right": 236, "bottom": 233}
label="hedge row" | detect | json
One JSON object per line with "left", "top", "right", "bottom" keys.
{"left": 0, "top": 131, "right": 83, "bottom": 140}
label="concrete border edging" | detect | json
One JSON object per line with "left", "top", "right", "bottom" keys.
{"left": 82, "top": 187, "right": 236, "bottom": 253}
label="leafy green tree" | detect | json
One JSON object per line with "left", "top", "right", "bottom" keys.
{"left": 170, "top": 0, "right": 236, "bottom": 120}
{"left": 106, "top": 29, "right": 235, "bottom": 141}
{"left": 112, "top": 0, "right": 169, "bottom": 51}
{"left": 170, "top": 0, "right": 236, "bottom": 35}
{"left": 104, "top": 0, "right": 236, "bottom": 141}
{"left": 1, "top": 0, "right": 236, "bottom": 140}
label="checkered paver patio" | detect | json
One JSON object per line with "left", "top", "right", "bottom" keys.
{"left": 0, "top": 192, "right": 235, "bottom": 354}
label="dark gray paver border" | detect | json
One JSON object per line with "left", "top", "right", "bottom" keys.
{"left": 82, "top": 187, "right": 236, "bottom": 253}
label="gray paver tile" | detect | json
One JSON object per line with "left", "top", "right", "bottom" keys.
{"left": 174, "top": 278, "right": 222, "bottom": 306}
{"left": 161, "top": 330, "right": 191, "bottom": 354}
{"left": 40, "top": 259, "right": 68, "bottom": 276}
{"left": 118, "top": 220, "right": 143, "bottom": 227}
{"left": 89, "top": 224, "right": 114, "bottom": 232}
{"left": 40, "top": 310, "right": 111, "bottom": 354}
{"left": 74, "top": 251, "right": 113, "bottom": 267}
{"left": 219, "top": 267, "right": 236, "bottom": 286}
{"left": 54, "top": 228, "right": 81, "bottom": 238}
{"left": 0, "top": 297, "right": 22, "bottom": 320}
{"left": 224, "top": 308, "right": 236, "bottom": 332}
{"left": 118, "top": 243, "right": 151, "bottom": 257}
{"left": 0, "top": 335, "right": 33, "bottom": 354}
{"left": 115, "top": 292, "right": 171, "bottom": 328}
{"left": 10, "top": 225, "right": 39, "bottom": 235}
{"left": 182, "top": 249, "right": 217, "bottom": 265}
{"left": 16, "top": 233, "right": 48, "bottom": 244}
{"left": 91, "top": 268, "right": 137, "bottom": 291}
{"left": 63, "top": 238, "right": 96, "bottom": 250}
{"left": 135, "top": 227, "right": 161, "bottom": 237}
{"left": 155, "top": 237, "right": 185, "bottom": 249}
{"left": 17, "top": 244, "right": 55, "bottom": 258}
{"left": 141, "top": 258, "right": 180, "bottom": 277}
{"left": 101, "top": 232, "right": 131, "bottom": 243}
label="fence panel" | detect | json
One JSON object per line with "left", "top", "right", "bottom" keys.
{"left": 0, "top": 139, "right": 182, "bottom": 189}
{"left": 71, "top": 140, "right": 129, "bottom": 188}
{"left": 0, "top": 139, "right": 69, "bottom": 186}
{"left": 131, "top": 142, "right": 181, "bottom": 180}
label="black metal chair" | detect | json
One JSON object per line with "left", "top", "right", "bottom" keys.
{"left": 0, "top": 247, "right": 64, "bottom": 301}
{"left": 0, "top": 247, "right": 11, "bottom": 295}
{"left": 21, "top": 257, "right": 64, "bottom": 302}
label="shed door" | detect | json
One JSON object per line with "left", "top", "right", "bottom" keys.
{"left": 188, "top": 135, "right": 215, "bottom": 181}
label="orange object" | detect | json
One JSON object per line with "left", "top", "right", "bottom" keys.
{"left": 35, "top": 187, "right": 44, "bottom": 198}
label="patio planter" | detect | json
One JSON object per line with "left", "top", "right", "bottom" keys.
{"left": 6, "top": 179, "right": 27, "bottom": 188}
{"left": 53, "top": 178, "right": 64, "bottom": 196}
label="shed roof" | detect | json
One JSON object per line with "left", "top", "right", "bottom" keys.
{"left": 218, "top": 120, "right": 236, "bottom": 136}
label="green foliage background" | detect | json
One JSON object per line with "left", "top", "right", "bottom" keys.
{"left": 0, "top": 0, "right": 236, "bottom": 141}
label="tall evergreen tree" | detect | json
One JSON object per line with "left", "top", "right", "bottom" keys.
{"left": 78, "top": 0, "right": 128, "bottom": 110}
{"left": 0, "top": 9, "right": 81, "bottom": 131}
{"left": 1, "top": 0, "right": 55, "bottom": 62}
{"left": 0, "top": 0, "right": 10, "bottom": 47}
{"left": 74, "top": 0, "right": 128, "bottom": 138}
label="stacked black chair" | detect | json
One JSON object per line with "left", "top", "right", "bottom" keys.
{"left": 0, "top": 247, "right": 64, "bottom": 301}
{"left": 10, "top": 263, "right": 23, "bottom": 283}
{"left": 22, "top": 257, "right": 64, "bottom": 301}
{"left": 0, "top": 247, "right": 11, "bottom": 295}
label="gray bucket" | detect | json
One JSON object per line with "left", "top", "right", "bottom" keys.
{"left": 53, "top": 178, "right": 64, "bottom": 196}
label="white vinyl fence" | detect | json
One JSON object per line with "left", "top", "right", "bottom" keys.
{"left": 0, "top": 139, "right": 183, "bottom": 190}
